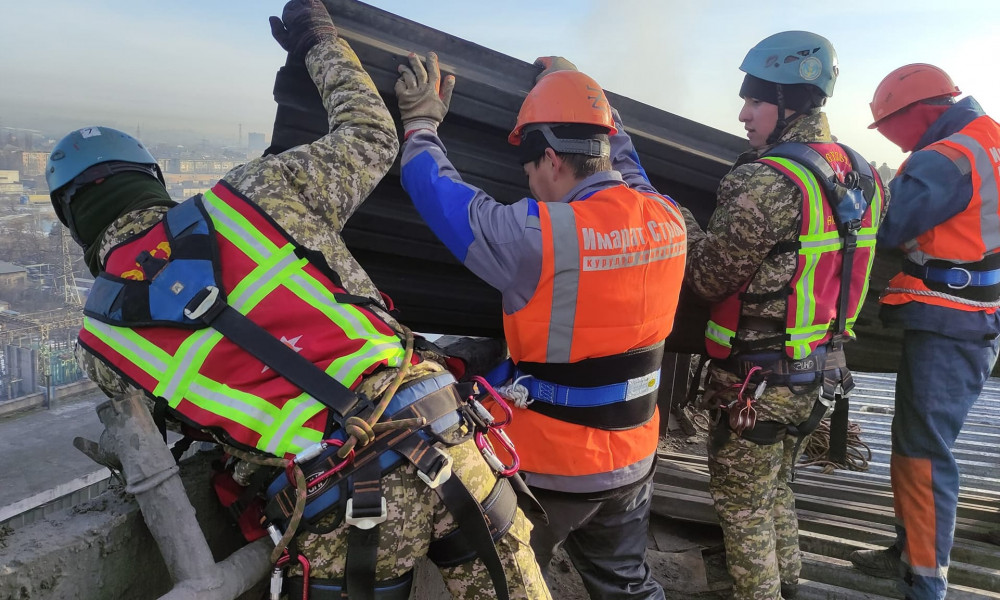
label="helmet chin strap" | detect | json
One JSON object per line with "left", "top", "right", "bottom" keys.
{"left": 766, "top": 84, "right": 788, "bottom": 146}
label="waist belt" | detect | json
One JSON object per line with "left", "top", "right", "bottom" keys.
{"left": 717, "top": 347, "right": 848, "bottom": 386}
{"left": 515, "top": 368, "right": 661, "bottom": 407}
{"left": 902, "top": 254, "right": 1000, "bottom": 302}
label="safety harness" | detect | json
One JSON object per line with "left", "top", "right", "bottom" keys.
{"left": 702, "top": 143, "right": 880, "bottom": 465}
{"left": 78, "top": 183, "right": 527, "bottom": 600}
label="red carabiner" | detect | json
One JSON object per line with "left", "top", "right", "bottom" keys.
{"left": 285, "top": 438, "right": 355, "bottom": 488}
{"left": 275, "top": 549, "right": 312, "bottom": 600}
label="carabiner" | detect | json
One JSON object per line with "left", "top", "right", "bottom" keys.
{"left": 286, "top": 438, "right": 355, "bottom": 488}
{"left": 471, "top": 375, "right": 513, "bottom": 427}
{"left": 475, "top": 428, "right": 520, "bottom": 477}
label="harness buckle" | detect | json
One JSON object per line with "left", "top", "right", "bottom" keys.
{"left": 183, "top": 285, "right": 220, "bottom": 320}
{"left": 345, "top": 497, "right": 388, "bottom": 530}
{"left": 417, "top": 449, "right": 453, "bottom": 489}
{"left": 947, "top": 267, "right": 973, "bottom": 290}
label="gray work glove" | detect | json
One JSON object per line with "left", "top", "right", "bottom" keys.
{"left": 395, "top": 51, "right": 455, "bottom": 137}
{"left": 269, "top": 0, "right": 337, "bottom": 60}
{"left": 533, "top": 56, "right": 578, "bottom": 82}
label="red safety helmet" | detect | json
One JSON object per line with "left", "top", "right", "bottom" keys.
{"left": 869, "top": 63, "right": 960, "bottom": 128}
{"left": 508, "top": 71, "right": 617, "bottom": 145}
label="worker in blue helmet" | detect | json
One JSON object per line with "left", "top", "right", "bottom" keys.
{"left": 676, "top": 30, "right": 888, "bottom": 600}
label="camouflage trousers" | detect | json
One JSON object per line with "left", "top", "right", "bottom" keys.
{"left": 287, "top": 438, "right": 552, "bottom": 600}
{"left": 705, "top": 365, "right": 815, "bottom": 600}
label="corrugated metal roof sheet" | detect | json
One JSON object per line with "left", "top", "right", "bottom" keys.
{"left": 657, "top": 373, "right": 1000, "bottom": 598}
{"left": 269, "top": 1, "right": 909, "bottom": 368}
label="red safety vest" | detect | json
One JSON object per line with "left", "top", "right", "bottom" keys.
{"left": 499, "top": 185, "right": 686, "bottom": 479}
{"left": 705, "top": 142, "right": 885, "bottom": 360}
{"left": 882, "top": 115, "right": 1000, "bottom": 311}
{"left": 78, "top": 182, "right": 407, "bottom": 458}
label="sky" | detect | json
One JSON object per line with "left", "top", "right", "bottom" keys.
{"left": 2, "top": 0, "right": 999, "bottom": 168}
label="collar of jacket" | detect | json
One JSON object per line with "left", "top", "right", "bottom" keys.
{"left": 558, "top": 170, "right": 627, "bottom": 204}
{"left": 96, "top": 206, "right": 173, "bottom": 271}
{"left": 914, "top": 96, "right": 986, "bottom": 151}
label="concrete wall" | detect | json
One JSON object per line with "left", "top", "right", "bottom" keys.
{"left": 0, "top": 451, "right": 451, "bottom": 600}
{"left": 0, "top": 454, "right": 262, "bottom": 600}
{"left": 0, "top": 379, "right": 97, "bottom": 419}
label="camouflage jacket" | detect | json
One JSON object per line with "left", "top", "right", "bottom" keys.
{"left": 681, "top": 111, "right": 835, "bottom": 348}
{"left": 76, "top": 36, "right": 437, "bottom": 411}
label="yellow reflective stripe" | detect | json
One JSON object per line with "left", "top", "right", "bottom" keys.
{"left": 186, "top": 379, "right": 279, "bottom": 432}
{"left": 157, "top": 328, "right": 222, "bottom": 404}
{"left": 202, "top": 189, "right": 277, "bottom": 261}
{"left": 83, "top": 318, "right": 170, "bottom": 376}
{"left": 328, "top": 339, "right": 405, "bottom": 385}
{"left": 286, "top": 274, "right": 403, "bottom": 349}
{"left": 768, "top": 158, "right": 825, "bottom": 236}
{"left": 705, "top": 320, "right": 735, "bottom": 349}
{"left": 257, "top": 393, "right": 326, "bottom": 456}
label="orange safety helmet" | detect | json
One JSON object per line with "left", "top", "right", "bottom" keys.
{"left": 869, "top": 63, "right": 960, "bottom": 128}
{"left": 508, "top": 70, "right": 617, "bottom": 145}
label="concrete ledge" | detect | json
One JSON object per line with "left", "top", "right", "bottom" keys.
{"left": 0, "top": 452, "right": 261, "bottom": 600}
{"left": 0, "top": 392, "right": 44, "bottom": 419}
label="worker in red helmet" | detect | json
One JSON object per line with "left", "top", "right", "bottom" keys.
{"left": 395, "top": 52, "right": 686, "bottom": 599}
{"left": 849, "top": 64, "right": 1000, "bottom": 600}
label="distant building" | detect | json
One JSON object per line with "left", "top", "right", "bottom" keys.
{"left": 248, "top": 132, "right": 267, "bottom": 155}
{"left": 0, "top": 170, "right": 19, "bottom": 184}
{"left": 0, "top": 261, "right": 28, "bottom": 287}
{"left": 20, "top": 152, "right": 48, "bottom": 177}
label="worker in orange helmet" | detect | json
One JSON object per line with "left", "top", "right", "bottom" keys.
{"left": 395, "top": 52, "right": 687, "bottom": 599}
{"left": 849, "top": 64, "right": 1000, "bottom": 600}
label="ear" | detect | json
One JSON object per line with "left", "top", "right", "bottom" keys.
{"left": 543, "top": 147, "right": 564, "bottom": 179}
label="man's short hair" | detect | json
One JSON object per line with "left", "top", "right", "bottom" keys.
{"left": 519, "top": 124, "right": 612, "bottom": 177}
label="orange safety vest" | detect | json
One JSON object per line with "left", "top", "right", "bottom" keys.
{"left": 882, "top": 115, "right": 1000, "bottom": 311}
{"left": 705, "top": 142, "right": 885, "bottom": 360}
{"left": 499, "top": 185, "right": 686, "bottom": 481}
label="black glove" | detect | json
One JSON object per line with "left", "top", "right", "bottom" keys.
{"left": 269, "top": 0, "right": 337, "bottom": 60}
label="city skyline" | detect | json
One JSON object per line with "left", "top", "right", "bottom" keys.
{"left": 4, "top": 1, "right": 1000, "bottom": 168}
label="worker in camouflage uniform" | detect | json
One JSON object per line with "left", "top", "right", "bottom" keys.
{"left": 45, "top": 1, "right": 549, "bottom": 599}
{"left": 679, "top": 32, "right": 887, "bottom": 600}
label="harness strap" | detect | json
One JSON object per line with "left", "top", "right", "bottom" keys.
{"left": 902, "top": 258, "right": 1000, "bottom": 302}
{"left": 265, "top": 383, "right": 464, "bottom": 525}
{"left": 430, "top": 467, "right": 511, "bottom": 600}
{"left": 186, "top": 289, "right": 366, "bottom": 431}
{"left": 345, "top": 462, "right": 384, "bottom": 600}
{"left": 285, "top": 572, "right": 413, "bottom": 600}
{"left": 515, "top": 341, "right": 664, "bottom": 387}
{"left": 427, "top": 476, "right": 519, "bottom": 568}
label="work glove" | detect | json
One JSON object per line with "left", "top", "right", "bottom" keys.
{"left": 269, "top": 0, "right": 337, "bottom": 60}
{"left": 395, "top": 51, "right": 455, "bottom": 137}
{"left": 533, "top": 56, "right": 578, "bottom": 82}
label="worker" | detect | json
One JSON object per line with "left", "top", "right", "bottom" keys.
{"left": 45, "top": 2, "right": 550, "bottom": 599}
{"left": 848, "top": 63, "right": 1000, "bottom": 600}
{"left": 679, "top": 32, "right": 887, "bottom": 600}
{"left": 395, "top": 51, "right": 687, "bottom": 599}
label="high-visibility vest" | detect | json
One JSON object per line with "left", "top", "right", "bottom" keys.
{"left": 705, "top": 142, "right": 885, "bottom": 360}
{"left": 500, "top": 184, "right": 687, "bottom": 482}
{"left": 78, "top": 182, "right": 406, "bottom": 458}
{"left": 882, "top": 115, "right": 1000, "bottom": 310}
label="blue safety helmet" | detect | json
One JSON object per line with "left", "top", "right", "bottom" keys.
{"left": 739, "top": 31, "right": 838, "bottom": 98}
{"left": 46, "top": 126, "right": 164, "bottom": 228}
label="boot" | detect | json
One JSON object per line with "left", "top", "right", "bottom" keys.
{"left": 848, "top": 545, "right": 901, "bottom": 579}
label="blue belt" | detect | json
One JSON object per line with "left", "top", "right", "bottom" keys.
{"left": 513, "top": 367, "right": 661, "bottom": 407}
{"left": 912, "top": 265, "right": 1000, "bottom": 288}
{"left": 264, "top": 371, "right": 460, "bottom": 522}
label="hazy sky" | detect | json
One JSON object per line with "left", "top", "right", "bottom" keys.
{"left": 3, "top": 0, "right": 999, "bottom": 167}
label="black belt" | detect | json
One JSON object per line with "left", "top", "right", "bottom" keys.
{"left": 717, "top": 347, "right": 847, "bottom": 380}
{"left": 902, "top": 258, "right": 1000, "bottom": 302}
{"left": 516, "top": 341, "right": 665, "bottom": 387}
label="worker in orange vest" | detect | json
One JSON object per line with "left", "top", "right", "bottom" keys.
{"left": 849, "top": 64, "right": 1000, "bottom": 600}
{"left": 394, "top": 52, "right": 687, "bottom": 599}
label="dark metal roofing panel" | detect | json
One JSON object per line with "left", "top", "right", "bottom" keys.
{"left": 268, "top": 0, "right": 904, "bottom": 371}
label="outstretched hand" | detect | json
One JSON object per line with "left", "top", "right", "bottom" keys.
{"left": 395, "top": 51, "right": 456, "bottom": 137}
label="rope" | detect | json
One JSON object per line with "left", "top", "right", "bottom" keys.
{"left": 883, "top": 286, "right": 1000, "bottom": 309}
{"left": 796, "top": 418, "right": 872, "bottom": 474}
{"left": 497, "top": 375, "right": 533, "bottom": 408}
{"left": 337, "top": 325, "right": 416, "bottom": 458}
